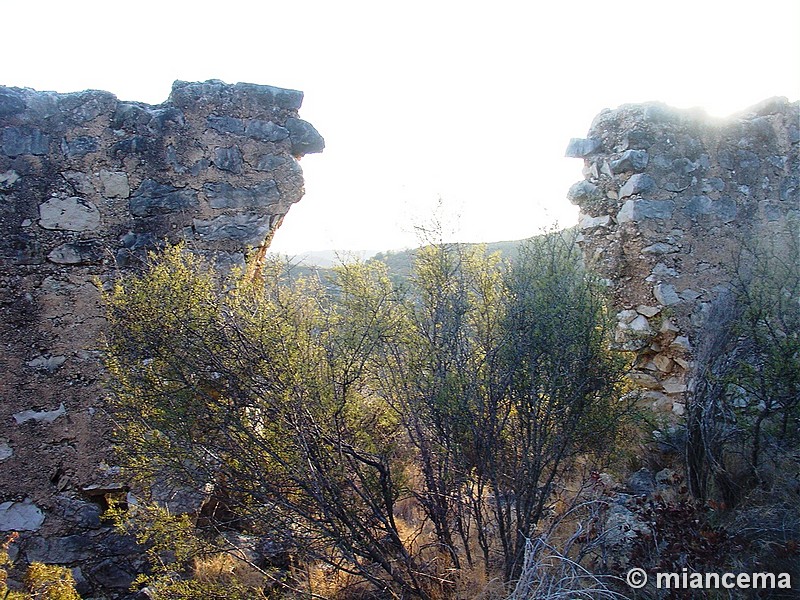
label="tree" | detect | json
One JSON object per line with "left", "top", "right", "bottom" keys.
{"left": 371, "top": 230, "right": 627, "bottom": 581}
{"left": 104, "top": 247, "right": 431, "bottom": 599}
{"left": 686, "top": 221, "right": 800, "bottom": 506}
{"left": 103, "top": 233, "right": 629, "bottom": 597}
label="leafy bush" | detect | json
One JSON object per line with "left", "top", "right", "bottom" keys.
{"left": 102, "top": 234, "right": 630, "bottom": 598}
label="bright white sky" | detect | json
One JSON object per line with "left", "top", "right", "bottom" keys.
{"left": 4, "top": 0, "right": 799, "bottom": 254}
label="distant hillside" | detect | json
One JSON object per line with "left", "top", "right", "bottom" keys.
{"left": 273, "top": 233, "right": 571, "bottom": 284}
{"left": 369, "top": 238, "right": 529, "bottom": 282}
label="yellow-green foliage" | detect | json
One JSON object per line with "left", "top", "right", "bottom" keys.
{"left": 103, "top": 236, "right": 630, "bottom": 598}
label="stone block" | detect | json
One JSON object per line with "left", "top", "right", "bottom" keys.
{"left": 99, "top": 170, "right": 130, "bottom": 198}
{"left": 130, "top": 179, "right": 198, "bottom": 217}
{"left": 610, "top": 149, "right": 648, "bottom": 173}
{"left": 619, "top": 173, "right": 656, "bottom": 199}
{"left": 285, "top": 117, "right": 325, "bottom": 155}
{"left": 564, "top": 137, "right": 601, "bottom": 157}
{"left": 193, "top": 214, "right": 272, "bottom": 245}
{"left": 245, "top": 119, "right": 289, "bottom": 142}
{"left": 204, "top": 181, "right": 280, "bottom": 209}
{"left": 39, "top": 197, "right": 101, "bottom": 231}
{"left": 2, "top": 126, "right": 49, "bottom": 156}
{"left": 0, "top": 499, "right": 45, "bottom": 531}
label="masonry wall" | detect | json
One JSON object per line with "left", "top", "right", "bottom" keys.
{"left": 566, "top": 97, "right": 799, "bottom": 417}
{"left": 0, "top": 80, "right": 322, "bottom": 594}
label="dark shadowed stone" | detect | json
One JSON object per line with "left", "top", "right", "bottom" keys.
{"left": 58, "top": 90, "right": 116, "bottom": 123}
{"left": 204, "top": 181, "right": 279, "bottom": 209}
{"left": 286, "top": 118, "right": 325, "bottom": 155}
{"left": 170, "top": 80, "right": 303, "bottom": 112}
{"left": 235, "top": 82, "right": 304, "bottom": 110}
{"left": 193, "top": 213, "right": 272, "bottom": 245}
{"left": 189, "top": 159, "right": 211, "bottom": 176}
{"left": 610, "top": 149, "right": 648, "bottom": 173}
{"left": 567, "top": 180, "right": 601, "bottom": 204}
{"left": 627, "top": 468, "right": 656, "bottom": 495}
{"left": 149, "top": 106, "right": 185, "bottom": 130}
{"left": 623, "top": 129, "right": 656, "bottom": 150}
{"left": 130, "top": 179, "right": 198, "bottom": 217}
{"left": 110, "top": 136, "right": 152, "bottom": 157}
{"left": 565, "top": 137, "right": 601, "bottom": 158}
{"left": 54, "top": 496, "right": 102, "bottom": 529}
{"left": 780, "top": 176, "right": 798, "bottom": 201}
{"left": 0, "top": 88, "right": 26, "bottom": 117}
{"left": 111, "top": 103, "right": 152, "bottom": 131}
{"left": 718, "top": 148, "right": 735, "bottom": 170}
{"left": 207, "top": 115, "right": 245, "bottom": 135}
{"left": 700, "top": 177, "right": 725, "bottom": 193}
{"left": 120, "top": 232, "right": 159, "bottom": 250}
{"left": 2, "top": 127, "right": 49, "bottom": 156}
{"left": 735, "top": 150, "right": 761, "bottom": 186}
{"left": 213, "top": 146, "right": 243, "bottom": 174}
{"left": 619, "top": 173, "right": 656, "bottom": 199}
{"left": 245, "top": 119, "right": 289, "bottom": 142}
{"left": 255, "top": 154, "right": 288, "bottom": 171}
{"left": 61, "top": 136, "right": 99, "bottom": 158}
{"left": 89, "top": 559, "right": 135, "bottom": 589}
{"left": 25, "top": 534, "right": 95, "bottom": 563}
{"left": 47, "top": 241, "right": 104, "bottom": 265}
{"left": 685, "top": 195, "right": 737, "bottom": 223}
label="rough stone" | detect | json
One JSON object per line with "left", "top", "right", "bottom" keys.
{"left": 13, "top": 403, "right": 67, "bottom": 424}
{"left": 684, "top": 195, "right": 738, "bottom": 223}
{"left": 62, "top": 136, "right": 99, "bottom": 158}
{"left": 25, "top": 535, "right": 96, "bottom": 563}
{"left": 285, "top": 117, "right": 325, "bottom": 156}
{"left": 0, "top": 169, "right": 19, "bottom": 188}
{"left": 98, "top": 170, "right": 130, "bottom": 198}
{"left": 0, "top": 440, "right": 12, "bottom": 461}
{"left": 654, "top": 283, "right": 680, "bottom": 306}
{"left": 255, "top": 154, "right": 288, "bottom": 171}
{"left": 564, "top": 137, "right": 601, "bottom": 157}
{"left": 2, "top": 126, "right": 49, "bottom": 156}
{"left": 579, "top": 213, "right": 611, "bottom": 230}
{"left": 636, "top": 305, "right": 661, "bottom": 318}
{"left": 39, "top": 197, "right": 101, "bottom": 231}
{"left": 207, "top": 115, "right": 246, "bottom": 135}
{"left": 567, "top": 180, "right": 601, "bottom": 203}
{"left": 26, "top": 355, "right": 67, "bottom": 372}
{"left": 0, "top": 88, "right": 26, "bottom": 117}
{"left": 213, "top": 146, "right": 243, "bottom": 174}
{"left": 89, "top": 559, "right": 135, "bottom": 589}
{"left": 617, "top": 199, "right": 674, "bottom": 223}
{"left": 619, "top": 173, "right": 656, "bottom": 199}
{"left": 193, "top": 213, "right": 273, "bottom": 245}
{"left": 610, "top": 149, "right": 648, "bottom": 173}
{"left": 627, "top": 468, "right": 656, "bottom": 496}
{"left": 0, "top": 499, "right": 45, "bottom": 531}
{"left": 47, "top": 241, "right": 103, "bottom": 265}
{"left": 653, "top": 354, "right": 674, "bottom": 373}
{"left": 130, "top": 179, "right": 199, "bottom": 217}
{"left": 642, "top": 242, "right": 678, "bottom": 255}
{"left": 245, "top": 119, "right": 289, "bottom": 142}
{"left": 204, "top": 181, "right": 280, "bottom": 209}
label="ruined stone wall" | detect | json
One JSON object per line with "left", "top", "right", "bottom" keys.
{"left": 566, "top": 97, "right": 798, "bottom": 417}
{"left": 0, "top": 80, "right": 322, "bottom": 594}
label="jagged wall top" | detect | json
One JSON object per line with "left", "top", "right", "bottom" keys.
{"left": 0, "top": 79, "right": 324, "bottom": 267}
{"left": 566, "top": 97, "right": 798, "bottom": 417}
